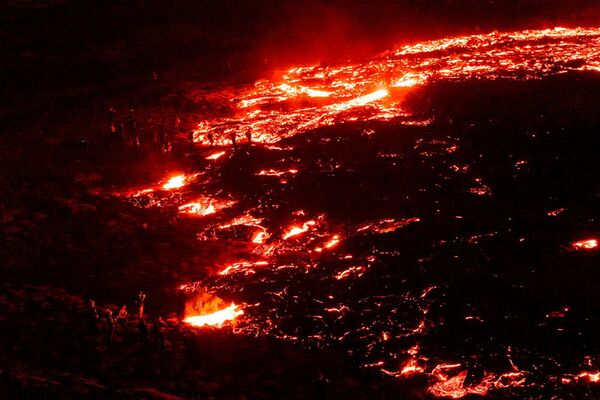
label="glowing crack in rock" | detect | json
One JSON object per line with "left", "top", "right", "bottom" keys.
{"left": 428, "top": 364, "right": 526, "bottom": 398}
{"left": 219, "top": 260, "right": 269, "bottom": 276}
{"left": 257, "top": 169, "right": 299, "bottom": 177}
{"left": 206, "top": 151, "right": 226, "bottom": 160}
{"left": 335, "top": 265, "right": 367, "bottom": 280}
{"left": 183, "top": 303, "right": 244, "bottom": 328}
{"left": 314, "top": 235, "right": 341, "bottom": 252}
{"left": 282, "top": 220, "right": 316, "bottom": 240}
{"left": 178, "top": 197, "right": 235, "bottom": 217}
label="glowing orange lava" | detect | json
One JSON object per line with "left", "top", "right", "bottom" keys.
{"left": 192, "top": 27, "right": 600, "bottom": 146}
{"left": 182, "top": 291, "right": 244, "bottom": 327}
{"left": 335, "top": 265, "right": 367, "bottom": 280}
{"left": 184, "top": 303, "right": 244, "bottom": 328}
{"left": 168, "top": 26, "right": 600, "bottom": 395}
{"left": 252, "top": 231, "right": 268, "bottom": 244}
{"left": 573, "top": 239, "right": 598, "bottom": 250}
{"left": 257, "top": 169, "right": 298, "bottom": 177}
{"left": 178, "top": 197, "right": 235, "bottom": 217}
{"left": 577, "top": 371, "right": 600, "bottom": 383}
{"left": 206, "top": 151, "right": 226, "bottom": 160}
{"left": 162, "top": 174, "right": 187, "bottom": 190}
{"left": 282, "top": 220, "right": 316, "bottom": 240}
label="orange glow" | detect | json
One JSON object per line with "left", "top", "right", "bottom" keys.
{"left": 547, "top": 208, "right": 566, "bottom": 216}
{"left": 578, "top": 371, "right": 600, "bottom": 383}
{"left": 192, "top": 27, "right": 600, "bottom": 146}
{"left": 391, "top": 75, "right": 424, "bottom": 88}
{"left": 282, "top": 220, "right": 316, "bottom": 240}
{"left": 315, "top": 235, "right": 342, "bottom": 252}
{"left": 277, "top": 83, "right": 332, "bottom": 98}
{"left": 324, "top": 235, "right": 341, "bottom": 249}
{"left": 399, "top": 358, "right": 425, "bottom": 376}
{"left": 357, "top": 217, "right": 420, "bottom": 234}
{"left": 335, "top": 265, "right": 366, "bottom": 280}
{"left": 252, "top": 231, "right": 268, "bottom": 244}
{"left": 429, "top": 371, "right": 489, "bottom": 398}
{"left": 206, "top": 151, "right": 226, "bottom": 160}
{"left": 184, "top": 303, "right": 243, "bottom": 328}
{"left": 215, "top": 215, "right": 264, "bottom": 230}
{"left": 179, "top": 201, "right": 214, "bottom": 216}
{"left": 218, "top": 260, "right": 269, "bottom": 276}
{"left": 573, "top": 239, "right": 598, "bottom": 250}
{"left": 428, "top": 363, "right": 525, "bottom": 398}
{"left": 182, "top": 291, "right": 244, "bottom": 328}
{"left": 162, "top": 174, "right": 187, "bottom": 190}
{"left": 161, "top": 27, "right": 600, "bottom": 393}
{"left": 178, "top": 197, "right": 234, "bottom": 217}
{"left": 330, "top": 88, "right": 389, "bottom": 111}
{"left": 257, "top": 169, "right": 298, "bottom": 177}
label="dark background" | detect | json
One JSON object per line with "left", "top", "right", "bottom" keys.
{"left": 2, "top": 0, "right": 600, "bottom": 105}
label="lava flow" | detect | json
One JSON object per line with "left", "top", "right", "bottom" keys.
{"left": 572, "top": 238, "right": 598, "bottom": 250}
{"left": 192, "top": 27, "right": 600, "bottom": 145}
{"left": 11, "top": 0, "right": 600, "bottom": 398}
{"left": 183, "top": 304, "right": 244, "bottom": 328}
{"left": 182, "top": 292, "right": 244, "bottom": 328}
{"left": 119, "top": 25, "right": 600, "bottom": 399}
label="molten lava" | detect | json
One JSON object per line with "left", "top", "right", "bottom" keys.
{"left": 165, "top": 25, "right": 600, "bottom": 398}
{"left": 572, "top": 238, "right": 598, "bottom": 250}
{"left": 578, "top": 371, "right": 600, "bottom": 383}
{"left": 192, "top": 27, "right": 600, "bottom": 146}
{"left": 206, "top": 151, "right": 226, "bottom": 160}
{"left": 178, "top": 197, "right": 235, "bottom": 217}
{"left": 162, "top": 174, "right": 187, "bottom": 190}
{"left": 184, "top": 304, "right": 244, "bottom": 328}
{"left": 182, "top": 291, "right": 244, "bottom": 328}
{"left": 282, "top": 220, "right": 316, "bottom": 240}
